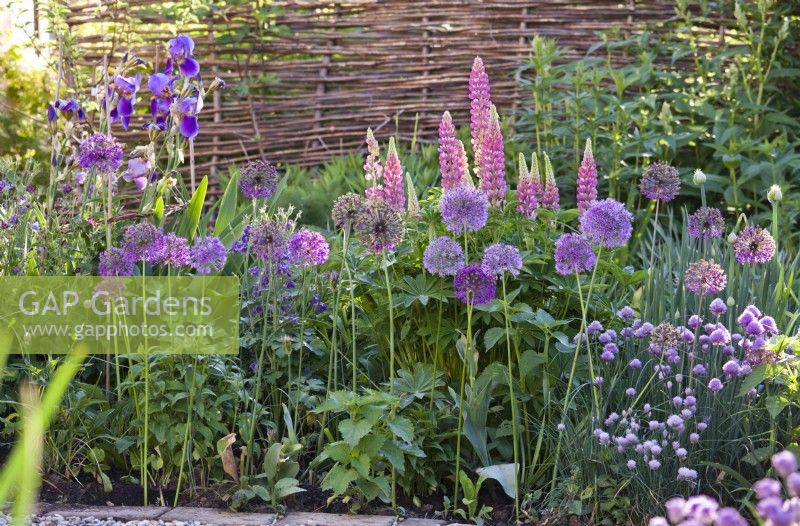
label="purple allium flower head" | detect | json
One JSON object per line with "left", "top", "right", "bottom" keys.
{"left": 708, "top": 377, "right": 723, "bottom": 393}
{"left": 722, "top": 360, "right": 740, "bottom": 376}
{"left": 516, "top": 153, "right": 541, "bottom": 219}
{"left": 640, "top": 161, "right": 680, "bottom": 201}
{"left": 557, "top": 423, "right": 566, "bottom": 432}
{"left": 453, "top": 263, "right": 496, "bottom": 305}
{"left": 98, "top": 247, "right": 135, "bottom": 276}
{"left": 483, "top": 243, "right": 522, "bottom": 277}
{"left": 733, "top": 226, "right": 776, "bottom": 265}
{"left": 684, "top": 259, "right": 727, "bottom": 296}
{"left": 593, "top": 376, "right": 604, "bottom": 386}
{"left": 540, "top": 152, "right": 560, "bottom": 210}
{"left": 423, "top": 236, "right": 465, "bottom": 277}
{"left": 626, "top": 387, "right": 636, "bottom": 397}
{"left": 579, "top": 198, "right": 633, "bottom": 248}
{"left": 787, "top": 472, "right": 800, "bottom": 497}
{"left": 110, "top": 73, "right": 141, "bottom": 130}
{"left": 554, "top": 233, "right": 595, "bottom": 275}
{"left": 250, "top": 219, "right": 288, "bottom": 262}
{"left": 618, "top": 306, "right": 635, "bottom": 320}
{"left": 122, "top": 222, "right": 166, "bottom": 263}
{"left": 576, "top": 139, "right": 598, "bottom": 216}
{"left": 629, "top": 358, "right": 642, "bottom": 369}
{"left": 469, "top": 57, "right": 492, "bottom": 172}
{"left": 716, "top": 508, "right": 748, "bottom": 526}
{"left": 677, "top": 467, "right": 698, "bottom": 482}
{"left": 771, "top": 450, "right": 798, "bottom": 478}
{"left": 477, "top": 107, "right": 506, "bottom": 207}
{"left": 289, "top": 228, "right": 329, "bottom": 267}
{"left": 709, "top": 298, "right": 727, "bottom": 317}
{"left": 191, "top": 236, "right": 227, "bottom": 274}
{"left": 168, "top": 34, "right": 200, "bottom": 77}
{"left": 239, "top": 159, "right": 278, "bottom": 199}
{"left": 754, "top": 478, "right": 782, "bottom": 500}
{"left": 159, "top": 233, "right": 191, "bottom": 267}
{"left": 355, "top": 198, "right": 405, "bottom": 253}
{"left": 78, "top": 133, "right": 124, "bottom": 174}
{"left": 381, "top": 137, "right": 405, "bottom": 211}
{"left": 440, "top": 185, "right": 489, "bottom": 233}
{"left": 438, "top": 111, "right": 467, "bottom": 191}
{"left": 687, "top": 207, "right": 724, "bottom": 239}
{"left": 332, "top": 192, "right": 364, "bottom": 231}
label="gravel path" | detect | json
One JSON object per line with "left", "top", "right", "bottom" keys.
{"left": 1, "top": 516, "right": 208, "bottom": 526}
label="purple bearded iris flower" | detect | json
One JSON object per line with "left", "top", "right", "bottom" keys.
{"left": 110, "top": 74, "right": 141, "bottom": 130}
{"left": 174, "top": 97, "right": 202, "bottom": 139}
{"left": 167, "top": 34, "right": 200, "bottom": 78}
{"left": 122, "top": 158, "right": 152, "bottom": 190}
{"left": 49, "top": 99, "right": 85, "bottom": 123}
{"left": 147, "top": 73, "right": 176, "bottom": 129}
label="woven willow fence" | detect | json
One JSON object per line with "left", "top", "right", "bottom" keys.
{"left": 65, "top": 0, "right": 700, "bottom": 176}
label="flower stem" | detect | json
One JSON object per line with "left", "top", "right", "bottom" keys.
{"left": 502, "top": 278, "right": 520, "bottom": 522}
{"left": 382, "top": 252, "right": 396, "bottom": 509}
{"left": 453, "top": 300, "right": 471, "bottom": 514}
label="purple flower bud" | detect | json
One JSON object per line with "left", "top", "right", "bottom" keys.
{"left": 771, "top": 450, "right": 798, "bottom": 478}
{"left": 594, "top": 376, "right": 605, "bottom": 386}
{"left": 709, "top": 297, "right": 727, "bottom": 316}
{"left": 753, "top": 478, "right": 782, "bottom": 500}
{"left": 629, "top": 358, "right": 642, "bottom": 369}
{"left": 625, "top": 388, "right": 636, "bottom": 397}
{"left": 627, "top": 459, "right": 636, "bottom": 470}
{"left": 787, "top": 472, "right": 800, "bottom": 497}
{"left": 690, "top": 432, "right": 700, "bottom": 444}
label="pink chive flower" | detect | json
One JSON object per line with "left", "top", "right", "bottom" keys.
{"left": 469, "top": 56, "right": 492, "bottom": 175}
{"left": 576, "top": 139, "right": 598, "bottom": 215}
{"left": 438, "top": 111, "right": 467, "bottom": 191}
{"left": 478, "top": 106, "right": 506, "bottom": 207}
{"left": 540, "top": 152, "right": 559, "bottom": 209}
{"left": 381, "top": 137, "right": 405, "bottom": 212}
{"left": 516, "top": 153, "right": 540, "bottom": 218}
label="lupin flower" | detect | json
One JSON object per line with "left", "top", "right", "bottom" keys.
{"left": 440, "top": 185, "right": 489, "bottom": 233}
{"left": 363, "top": 128, "right": 383, "bottom": 186}
{"left": 167, "top": 34, "right": 200, "bottom": 77}
{"left": 576, "top": 139, "right": 598, "bottom": 215}
{"left": 684, "top": 260, "right": 727, "bottom": 296}
{"left": 469, "top": 57, "right": 492, "bottom": 172}
{"left": 423, "top": 236, "right": 465, "bottom": 277}
{"left": 355, "top": 198, "right": 405, "bottom": 253}
{"left": 640, "top": 162, "right": 681, "bottom": 202}
{"left": 438, "top": 111, "right": 467, "bottom": 191}
{"left": 554, "top": 234, "right": 596, "bottom": 275}
{"left": 453, "top": 263, "right": 496, "bottom": 305}
{"left": 239, "top": 159, "right": 278, "bottom": 199}
{"left": 288, "top": 228, "right": 330, "bottom": 267}
{"left": 78, "top": 133, "right": 124, "bottom": 174}
{"left": 733, "top": 226, "right": 776, "bottom": 265}
{"left": 477, "top": 106, "right": 506, "bottom": 206}
{"left": 174, "top": 97, "right": 202, "bottom": 139}
{"left": 191, "top": 236, "right": 227, "bottom": 274}
{"left": 516, "top": 153, "right": 539, "bottom": 219}
{"left": 579, "top": 198, "right": 633, "bottom": 249}
{"left": 540, "top": 152, "right": 559, "bottom": 209}
{"left": 110, "top": 73, "right": 141, "bottom": 130}
{"left": 381, "top": 137, "right": 405, "bottom": 211}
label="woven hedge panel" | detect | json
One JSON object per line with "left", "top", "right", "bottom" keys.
{"left": 65, "top": 0, "right": 685, "bottom": 173}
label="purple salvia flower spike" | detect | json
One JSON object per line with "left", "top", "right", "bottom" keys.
{"left": 576, "top": 138, "right": 598, "bottom": 216}
{"left": 469, "top": 56, "right": 492, "bottom": 177}
{"left": 382, "top": 137, "right": 405, "bottom": 212}
{"left": 540, "top": 152, "right": 559, "bottom": 210}
{"left": 438, "top": 111, "right": 466, "bottom": 191}
{"left": 478, "top": 105, "right": 506, "bottom": 207}
{"left": 516, "top": 152, "right": 539, "bottom": 219}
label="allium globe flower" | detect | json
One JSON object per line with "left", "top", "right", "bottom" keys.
{"left": 122, "top": 223, "right": 166, "bottom": 263}
{"left": 332, "top": 192, "right": 364, "bottom": 231}
{"left": 78, "top": 133, "right": 124, "bottom": 174}
{"left": 684, "top": 259, "right": 727, "bottom": 296}
{"left": 191, "top": 236, "right": 227, "bottom": 274}
{"left": 649, "top": 323, "right": 683, "bottom": 355}
{"left": 453, "top": 263, "right": 496, "bottom": 305}
{"left": 733, "top": 226, "right": 776, "bottom": 264}
{"left": 482, "top": 243, "right": 523, "bottom": 277}
{"left": 771, "top": 450, "right": 798, "bottom": 478}
{"left": 288, "top": 228, "right": 329, "bottom": 267}
{"left": 250, "top": 219, "right": 288, "bottom": 262}
{"left": 239, "top": 159, "right": 278, "bottom": 199}
{"left": 640, "top": 162, "right": 681, "bottom": 202}
{"left": 98, "top": 247, "right": 135, "bottom": 276}
{"left": 579, "top": 198, "right": 633, "bottom": 249}
{"left": 355, "top": 198, "right": 405, "bottom": 253}
{"left": 440, "top": 186, "right": 489, "bottom": 233}
{"left": 554, "top": 234, "right": 596, "bottom": 275}
{"left": 159, "top": 233, "right": 191, "bottom": 267}
{"left": 423, "top": 236, "right": 464, "bottom": 277}
{"left": 687, "top": 207, "right": 724, "bottom": 240}
{"left": 709, "top": 298, "right": 727, "bottom": 317}
{"left": 708, "top": 377, "right": 724, "bottom": 393}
